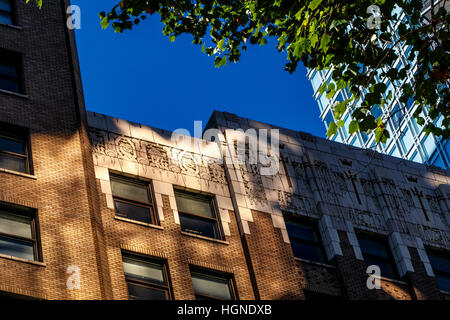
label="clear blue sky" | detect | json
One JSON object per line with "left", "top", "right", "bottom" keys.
{"left": 72, "top": 0, "right": 324, "bottom": 137}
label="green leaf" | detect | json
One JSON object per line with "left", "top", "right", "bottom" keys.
{"left": 349, "top": 120, "right": 359, "bottom": 135}
{"left": 214, "top": 56, "right": 227, "bottom": 68}
{"left": 309, "top": 0, "right": 323, "bottom": 10}
{"left": 293, "top": 38, "right": 310, "bottom": 58}
{"left": 100, "top": 17, "right": 110, "bottom": 29}
{"left": 310, "top": 34, "right": 319, "bottom": 48}
{"left": 320, "top": 34, "right": 331, "bottom": 53}
{"left": 318, "top": 82, "right": 328, "bottom": 95}
{"left": 327, "top": 121, "right": 337, "bottom": 138}
{"left": 374, "top": 83, "right": 387, "bottom": 93}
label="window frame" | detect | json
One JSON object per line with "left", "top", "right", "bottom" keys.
{"left": 426, "top": 248, "right": 450, "bottom": 293}
{"left": 0, "top": 49, "right": 23, "bottom": 94}
{"left": 283, "top": 214, "right": 328, "bottom": 264}
{"left": 190, "top": 267, "right": 237, "bottom": 300}
{"left": 0, "top": 202, "right": 41, "bottom": 262}
{"left": 122, "top": 252, "right": 173, "bottom": 300}
{"left": 174, "top": 188, "right": 224, "bottom": 240}
{"left": 356, "top": 232, "right": 400, "bottom": 280}
{"left": 0, "top": 122, "right": 32, "bottom": 174}
{"left": 110, "top": 173, "right": 159, "bottom": 226}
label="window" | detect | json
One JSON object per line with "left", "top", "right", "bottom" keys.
{"left": 0, "top": 123, "right": 31, "bottom": 174}
{"left": 122, "top": 253, "right": 172, "bottom": 300}
{"left": 191, "top": 268, "right": 236, "bottom": 300}
{"left": 175, "top": 189, "right": 223, "bottom": 240}
{"left": 0, "top": 50, "right": 22, "bottom": 94}
{"left": 427, "top": 250, "right": 450, "bottom": 293}
{"left": 0, "top": 0, "right": 13, "bottom": 25}
{"left": 0, "top": 202, "right": 40, "bottom": 261}
{"left": 357, "top": 234, "right": 399, "bottom": 280}
{"left": 284, "top": 216, "right": 327, "bottom": 263}
{"left": 110, "top": 174, "right": 158, "bottom": 225}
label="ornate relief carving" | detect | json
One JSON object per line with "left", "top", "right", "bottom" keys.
{"left": 291, "top": 160, "right": 305, "bottom": 179}
{"left": 419, "top": 225, "right": 449, "bottom": 247}
{"left": 240, "top": 163, "right": 267, "bottom": 205}
{"left": 145, "top": 143, "right": 169, "bottom": 170}
{"left": 89, "top": 128, "right": 227, "bottom": 184}
{"left": 334, "top": 172, "right": 347, "bottom": 195}
{"left": 339, "top": 159, "right": 352, "bottom": 167}
{"left": 278, "top": 190, "right": 314, "bottom": 215}
{"left": 364, "top": 149, "right": 383, "bottom": 160}
{"left": 401, "top": 189, "right": 414, "bottom": 208}
{"left": 381, "top": 178, "right": 404, "bottom": 212}
{"left": 209, "top": 163, "right": 227, "bottom": 184}
{"left": 297, "top": 132, "right": 316, "bottom": 143}
{"left": 360, "top": 178, "right": 373, "bottom": 196}
{"left": 426, "top": 195, "right": 440, "bottom": 213}
{"left": 116, "top": 137, "right": 136, "bottom": 160}
{"left": 177, "top": 151, "right": 199, "bottom": 176}
{"left": 349, "top": 208, "right": 386, "bottom": 231}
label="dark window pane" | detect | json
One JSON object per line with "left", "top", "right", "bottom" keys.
{"left": 175, "top": 191, "right": 214, "bottom": 219}
{"left": 428, "top": 254, "right": 450, "bottom": 274}
{"left": 428, "top": 251, "right": 450, "bottom": 292}
{"left": 0, "top": 135, "right": 25, "bottom": 154}
{"left": 0, "top": 153, "right": 26, "bottom": 173}
{"left": 114, "top": 200, "right": 152, "bottom": 224}
{"left": 358, "top": 238, "right": 390, "bottom": 259}
{"left": 123, "top": 256, "right": 165, "bottom": 285}
{"left": 127, "top": 283, "right": 167, "bottom": 300}
{"left": 191, "top": 272, "right": 232, "bottom": 300}
{"left": 179, "top": 213, "right": 219, "bottom": 239}
{"left": 0, "top": 77, "right": 19, "bottom": 93}
{"left": 363, "top": 256, "right": 398, "bottom": 280}
{"left": 111, "top": 176, "right": 150, "bottom": 204}
{"left": 0, "top": 12, "right": 12, "bottom": 25}
{"left": 0, "top": 0, "right": 11, "bottom": 12}
{"left": 291, "top": 240, "right": 326, "bottom": 263}
{"left": 0, "top": 211, "right": 32, "bottom": 238}
{"left": 285, "top": 221, "right": 319, "bottom": 243}
{"left": 435, "top": 274, "right": 450, "bottom": 293}
{"left": 0, "top": 236, "right": 34, "bottom": 260}
{"left": 0, "top": 64, "right": 17, "bottom": 78}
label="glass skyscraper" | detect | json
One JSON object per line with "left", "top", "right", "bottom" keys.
{"left": 307, "top": 2, "right": 449, "bottom": 170}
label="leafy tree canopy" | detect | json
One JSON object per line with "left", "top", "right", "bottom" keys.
{"left": 29, "top": 0, "right": 449, "bottom": 143}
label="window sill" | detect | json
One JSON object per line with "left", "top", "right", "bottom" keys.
{"left": 0, "top": 253, "right": 46, "bottom": 267}
{"left": 114, "top": 216, "right": 163, "bottom": 230}
{"left": 294, "top": 257, "right": 336, "bottom": 269}
{"left": 0, "top": 89, "right": 28, "bottom": 99}
{"left": 0, "top": 22, "right": 22, "bottom": 30}
{"left": 180, "top": 231, "right": 229, "bottom": 245}
{"left": 0, "top": 168, "right": 36, "bottom": 180}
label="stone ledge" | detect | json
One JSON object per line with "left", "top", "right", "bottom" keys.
{"left": 0, "top": 89, "right": 29, "bottom": 99}
{"left": 294, "top": 257, "right": 336, "bottom": 269}
{"left": 0, "top": 168, "right": 37, "bottom": 180}
{"left": 0, "top": 253, "right": 46, "bottom": 267}
{"left": 0, "top": 22, "right": 23, "bottom": 30}
{"left": 180, "top": 231, "right": 229, "bottom": 245}
{"left": 114, "top": 216, "right": 164, "bottom": 230}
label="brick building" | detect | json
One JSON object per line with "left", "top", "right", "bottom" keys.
{"left": 0, "top": 0, "right": 449, "bottom": 300}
